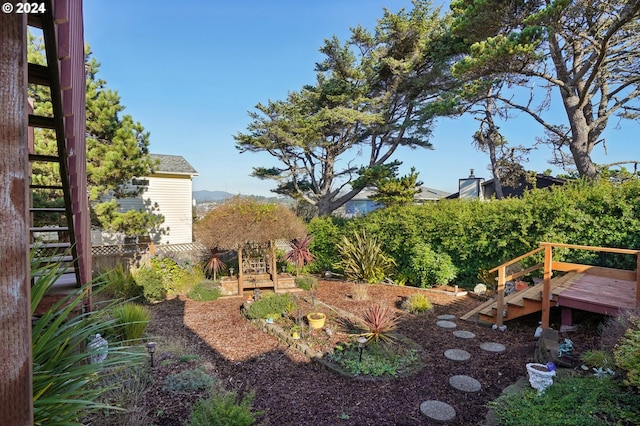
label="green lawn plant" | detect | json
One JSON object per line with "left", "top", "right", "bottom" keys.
{"left": 186, "top": 390, "right": 262, "bottom": 426}
{"left": 294, "top": 275, "right": 318, "bottom": 291}
{"left": 614, "top": 316, "right": 640, "bottom": 389}
{"left": 336, "top": 229, "right": 395, "bottom": 284}
{"left": 401, "top": 293, "right": 432, "bottom": 313}
{"left": 188, "top": 279, "right": 222, "bottom": 301}
{"left": 163, "top": 368, "right": 215, "bottom": 394}
{"left": 110, "top": 302, "right": 151, "bottom": 341}
{"left": 31, "top": 254, "right": 146, "bottom": 425}
{"left": 245, "top": 293, "right": 297, "bottom": 320}
{"left": 327, "top": 339, "right": 420, "bottom": 378}
{"left": 488, "top": 375, "right": 640, "bottom": 425}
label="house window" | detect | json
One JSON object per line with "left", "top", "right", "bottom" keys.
{"left": 131, "top": 178, "right": 149, "bottom": 186}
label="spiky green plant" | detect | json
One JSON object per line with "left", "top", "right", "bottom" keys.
{"left": 110, "top": 303, "right": 151, "bottom": 341}
{"left": 401, "top": 293, "right": 432, "bottom": 314}
{"left": 100, "top": 264, "right": 143, "bottom": 300}
{"left": 336, "top": 230, "right": 395, "bottom": 284}
{"left": 31, "top": 254, "right": 146, "bottom": 425}
{"left": 359, "top": 304, "right": 399, "bottom": 344}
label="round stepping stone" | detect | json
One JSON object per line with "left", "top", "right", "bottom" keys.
{"left": 420, "top": 400, "right": 456, "bottom": 423}
{"left": 436, "top": 320, "right": 457, "bottom": 329}
{"left": 453, "top": 330, "right": 476, "bottom": 339}
{"left": 449, "top": 375, "right": 482, "bottom": 392}
{"left": 437, "top": 314, "right": 456, "bottom": 320}
{"left": 480, "top": 342, "right": 506, "bottom": 353}
{"left": 444, "top": 348, "right": 471, "bottom": 362}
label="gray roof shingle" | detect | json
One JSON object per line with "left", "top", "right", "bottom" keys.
{"left": 150, "top": 153, "right": 198, "bottom": 175}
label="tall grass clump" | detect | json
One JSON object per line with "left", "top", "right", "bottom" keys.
{"left": 100, "top": 264, "right": 143, "bottom": 300}
{"left": 31, "top": 254, "right": 146, "bottom": 425}
{"left": 188, "top": 280, "right": 222, "bottom": 302}
{"left": 110, "top": 303, "right": 151, "bottom": 341}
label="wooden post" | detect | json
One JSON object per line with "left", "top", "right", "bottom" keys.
{"left": 541, "top": 244, "right": 552, "bottom": 328}
{"left": 496, "top": 266, "right": 505, "bottom": 327}
{"left": 237, "top": 246, "right": 243, "bottom": 296}
{"left": 0, "top": 11, "right": 33, "bottom": 425}
{"left": 270, "top": 241, "right": 278, "bottom": 291}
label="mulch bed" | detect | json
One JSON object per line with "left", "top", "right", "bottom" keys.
{"left": 141, "top": 280, "right": 603, "bottom": 425}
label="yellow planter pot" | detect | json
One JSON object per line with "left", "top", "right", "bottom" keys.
{"left": 307, "top": 313, "right": 326, "bottom": 329}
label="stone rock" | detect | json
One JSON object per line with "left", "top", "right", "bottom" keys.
{"left": 453, "top": 330, "right": 476, "bottom": 339}
{"left": 444, "top": 348, "right": 471, "bottom": 362}
{"left": 449, "top": 375, "right": 482, "bottom": 392}
{"left": 473, "top": 283, "right": 487, "bottom": 295}
{"left": 480, "top": 342, "right": 506, "bottom": 353}
{"left": 437, "top": 314, "right": 456, "bottom": 320}
{"left": 420, "top": 400, "right": 456, "bottom": 423}
{"left": 436, "top": 320, "right": 457, "bottom": 329}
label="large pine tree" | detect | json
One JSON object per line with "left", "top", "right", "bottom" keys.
{"left": 29, "top": 35, "right": 162, "bottom": 236}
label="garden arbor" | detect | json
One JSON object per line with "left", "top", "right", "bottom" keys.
{"left": 195, "top": 198, "right": 306, "bottom": 294}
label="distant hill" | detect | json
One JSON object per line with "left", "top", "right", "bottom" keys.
{"left": 192, "top": 190, "right": 234, "bottom": 203}
{"left": 193, "top": 190, "right": 293, "bottom": 205}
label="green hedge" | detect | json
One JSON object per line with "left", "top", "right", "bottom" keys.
{"left": 309, "top": 179, "right": 640, "bottom": 288}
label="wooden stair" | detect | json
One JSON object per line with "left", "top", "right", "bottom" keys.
{"left": 28, "top": 10, "right": 82, "bottom": 314}
{"left": 461, "top": 272, "right": 583, "bottom": 324}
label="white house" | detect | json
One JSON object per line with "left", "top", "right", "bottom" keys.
{"left": 91, "top": 153, "right": 199, "bottom": 245}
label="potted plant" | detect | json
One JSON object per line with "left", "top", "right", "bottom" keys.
{"left": 526, "top": 362, "right": 556, "bottom": 392}
{"left": 307, "top": 312, "right": 326, "bottom": 329}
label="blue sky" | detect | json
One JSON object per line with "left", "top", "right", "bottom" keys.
{"left": 83, "top": 1, "right": 640, "bottom": 196}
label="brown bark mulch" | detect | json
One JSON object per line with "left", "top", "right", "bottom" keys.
{"left": 141, "top": 280, "right": 602, "bottom": 426}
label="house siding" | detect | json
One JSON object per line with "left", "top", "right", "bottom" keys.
{"left": 132, "top": 175, "right": 194, "bottom": 245}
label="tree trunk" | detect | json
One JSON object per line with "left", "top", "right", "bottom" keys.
{"left": 0, "top": 12, "right": 33, "bottom": 425}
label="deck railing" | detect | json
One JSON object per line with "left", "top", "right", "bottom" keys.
{"left": 489, "top": 242, "right": 640, "bottom": 328}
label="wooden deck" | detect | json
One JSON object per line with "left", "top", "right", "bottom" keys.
{"left": 463, "top": 242, "right": 640, "bottom": 327}
{"left": 558, "top": 274, "right": 637, "bottom": 315}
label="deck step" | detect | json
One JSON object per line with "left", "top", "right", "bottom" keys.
{"left": 29, "top": 153, "right": 61, "bottom": 162}
{"left": 30, "top": 226, "right": 69, "bottom": 233}
{"left": 28, "top": 63, "right": 50, "bottom": 86}
{"left": 30, "top": 184, "right": 64, "bottom": 190}
{"left": 30, "top": 207, "right": 66, "bottom": 212}
{"left": 30, "top": 242, "right": 71, "bottom": 249}
{"left": 29, "top": 114, "right": 56, "bottom": 129}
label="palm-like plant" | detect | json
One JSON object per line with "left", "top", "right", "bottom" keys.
{"left": 204, "top": 248, "right": 227, "bottom": 281}
{"left": 359, "top": 304, "right": 399, "bottom": 344}
{"left": 336, "top": 230, "right": 395, "bottom": 283}
{"left": 284, "top": 235, "right": 315, "bottom": 276}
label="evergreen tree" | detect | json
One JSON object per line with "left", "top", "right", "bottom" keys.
{"left": 28, "top": 35, "right": 162, "bottom": 236}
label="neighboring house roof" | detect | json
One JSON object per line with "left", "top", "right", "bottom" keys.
{"left": 447, "top": 173, "right": 566, "bottom": 199}
{"left": 348, "top": 185, "right": 451, "bottom": 201}
{"left": 150, "top": 153, "right": 198, "bottom": 176}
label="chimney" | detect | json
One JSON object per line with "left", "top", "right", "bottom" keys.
{"left": 469, "top": 168, "right": 475, "bottom": 178}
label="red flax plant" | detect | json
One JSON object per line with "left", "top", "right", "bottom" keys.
{"left": 284, "top": 235, "right": 315, "bottom": 276}
{"left": 204, "top": 248, "right": 227, "bottom": 281}
{"left": 360, "top": 304, "right": 399, "bottom": 344}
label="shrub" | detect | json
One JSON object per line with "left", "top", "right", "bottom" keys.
{"left": 308, "top": 216, "right": 346, "bottom": 273}
{"left": 401, "top": 293, "right": 432, "bottom": 314}
{"left": 360, "top": 304, "right": 399, "bottom": 344}
{"left": 187, "top": 391, "right": 262, "bottom": 426}
{"left": 488, "top": 375, "right": 640, "bottom": 425}
{"left": 336, "top": 230, "right": 396, "bottom": 284}
{"left": 163, "top": 368, "right": 214, "bottom": 394}
{"left": 188, "top": 280, "right": 222, "bottom": 302}
{"left": 294, "top": 275, "right": 318, "bottom": 291}
{"left": 614, "top": 316, "right": 640, "bottom": 389}
{"left": 408, "top": 243, "right": 457, "bottom": 288}
{"left": 245, "top": 293, "right": 296, "bottom": 320}
{"left": 101, "top": 264, "right": 143, "bottom": 300}
{"left": 150, "top": 253, "right": 205, "bottom": 295}
{"left": 31, "top": 255, "right": 146, "bottom": 424}
{"left": 110, "top": 303, "right": 151, "bottom": 341}
{"left": 581, "top": 350, "right": 615, "bottom": 370}
{"left": 134, "top": 267, "right": 166, "bottom": 303}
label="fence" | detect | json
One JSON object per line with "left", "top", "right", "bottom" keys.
{"left": 91, "top": 242, "right": 207, "bottom": 274}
